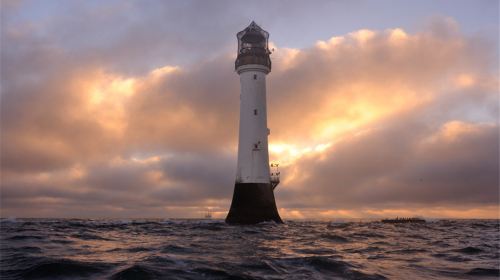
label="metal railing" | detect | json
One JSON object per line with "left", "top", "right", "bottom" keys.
{"left": 270, "top": 163, "right": 280, "bottom": 190}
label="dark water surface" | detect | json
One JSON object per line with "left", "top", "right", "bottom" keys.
{"left": 1, "top": 219, "right": 498, "bottom": 279}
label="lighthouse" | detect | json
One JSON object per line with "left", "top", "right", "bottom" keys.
{"left": 225, "top": 22, "right": 283, "bottom": 224}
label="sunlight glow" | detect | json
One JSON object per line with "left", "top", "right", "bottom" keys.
{"left": 131, "top": 156, "right": 162, "bottom": 164}
{"left": 84, "top": 72, "right": 137, "bottom": 135}
{"left": 454, "top": 73, "right": 476, "bottom": 88}
{"left": 388, "top": 28, "right": 408, "bottom": 44}
{"left": 349, "top": 29, "right": 375, "bottom": 44}
{"left": 150, "top": 65, "right": 179, "bottom": 78}
{"left": 316, "top": 36, "right": 344, "bottom": 50}
{"left": 313, "top": 83, "right": 433, "bottom": 142}
{"left": 422, "top": 121, "right": 491, "bottom": 145}
{"left": 89, "top": 76, "right": 136, "bottom": 106}
{"left": 269, "top": 142, "right": 332, "bottom": 166}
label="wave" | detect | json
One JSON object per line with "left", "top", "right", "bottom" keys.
{"left": 21, "top": 259, "right": 112, "bottom": 279}
{"left": 6, "top": 235, "right": 44, "bottom": 241}
{"left": 1, "top": 219, "right": 498, "bottom": 280}
{"left": 327, "top": 222, "right": 354, "bottom": 229}
{"left": 49, "top": 238, "right": 74, "bottom": 244}
{"left": 351, "top": 231, "right": 386, "bottom": 239}
{"left": 321, "top": 233, "right": 350, "bottom": 243}
{"left": 389, "top": 248, "right": 427, "bottom": 254}
{"left": 455, "top": 246, "right": 483, "bottom": 254}
{"left": 285, "top": 256, "right": 387, "bottom": 279}
{"left": 110, "top": 265, "right": 160, "bottom": 280}
{"left": 160, "top": 244, "right": 193, "bottom": 254}
{"left": 345, "top": 246, "right": 381, "bottom": 254}
{"left": 431, "top": 253, "right": 471, "bottom": 262}
{"left": 70, "top": 233, "right": 112, "bottom": 241}
{"left": 16, "top": 246, "right": 42, "bottom": 254}
{"left": 466, "top": 268, "right": 500, "bottom": 277}
{"left": 125, "top": 247, "right": 154, "bottom": 253}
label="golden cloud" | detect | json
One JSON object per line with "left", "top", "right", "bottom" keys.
{"left": 1, "top": 18, "right": 498, "bottom": 218}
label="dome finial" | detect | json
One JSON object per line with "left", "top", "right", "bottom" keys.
{"left": 247, "top": 21, "right": 261, "bottom": 30}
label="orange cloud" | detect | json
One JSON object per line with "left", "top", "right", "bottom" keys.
{"left": 1, "top": 17, "right": 497, "bottom": 218}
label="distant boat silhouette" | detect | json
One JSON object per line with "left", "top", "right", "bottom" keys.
{"left": 381, "top": 217, "right": 425, "bottom": 224}
{"left": 204, "top": 209, "right": 212, "bottom": 219}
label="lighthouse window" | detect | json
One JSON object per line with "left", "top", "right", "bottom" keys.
{"left": 253, "top": 74, "right": 257, "bottom": 80}
{"left": 254, "top": 109, "right": 258, "bottom": 115}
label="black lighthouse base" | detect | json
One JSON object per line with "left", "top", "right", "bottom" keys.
{"left": 225, "top": 183, "right": 283, "bottom": 224}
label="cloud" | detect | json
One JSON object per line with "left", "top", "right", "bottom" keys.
{"left": 1, "top": 12, "right": 498, "bottom": 218}
{"left": 277, "top": 118, "right": 498, "bottom": 209}
{"left": 123, "top": 56, "right": 240, "bottom": 153}
{"left": 1, "top": 152, "right": 235, "bottom": 218}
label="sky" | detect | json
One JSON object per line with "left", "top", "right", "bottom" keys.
{"left": 1, "top": 0, "right": 498, "bottom": 219}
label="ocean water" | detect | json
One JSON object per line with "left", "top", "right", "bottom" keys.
{"left": 0, "top": 219, "right": 498, "bottom": 280}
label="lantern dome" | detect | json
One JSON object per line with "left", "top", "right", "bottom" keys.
{"left": 235, "top": 21, "right": 271, "bottom": 70}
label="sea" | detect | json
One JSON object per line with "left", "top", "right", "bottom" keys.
{"left": 0, "top": 219, "right": 498, "bottom": 280}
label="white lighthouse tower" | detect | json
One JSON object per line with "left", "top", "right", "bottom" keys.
{"left": 226, "top": 21, "right": 282, "bottom": 224}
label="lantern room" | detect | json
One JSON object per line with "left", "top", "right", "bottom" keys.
{"left": 235, "top": 21, "right": 272, "bottom": 70}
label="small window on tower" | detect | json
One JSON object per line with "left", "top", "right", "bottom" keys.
{"left": 253, "top": 74, "right": 257, "bottom": 80}
{"left": 254, "top": 109, "right": 258, "bottom": 115}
